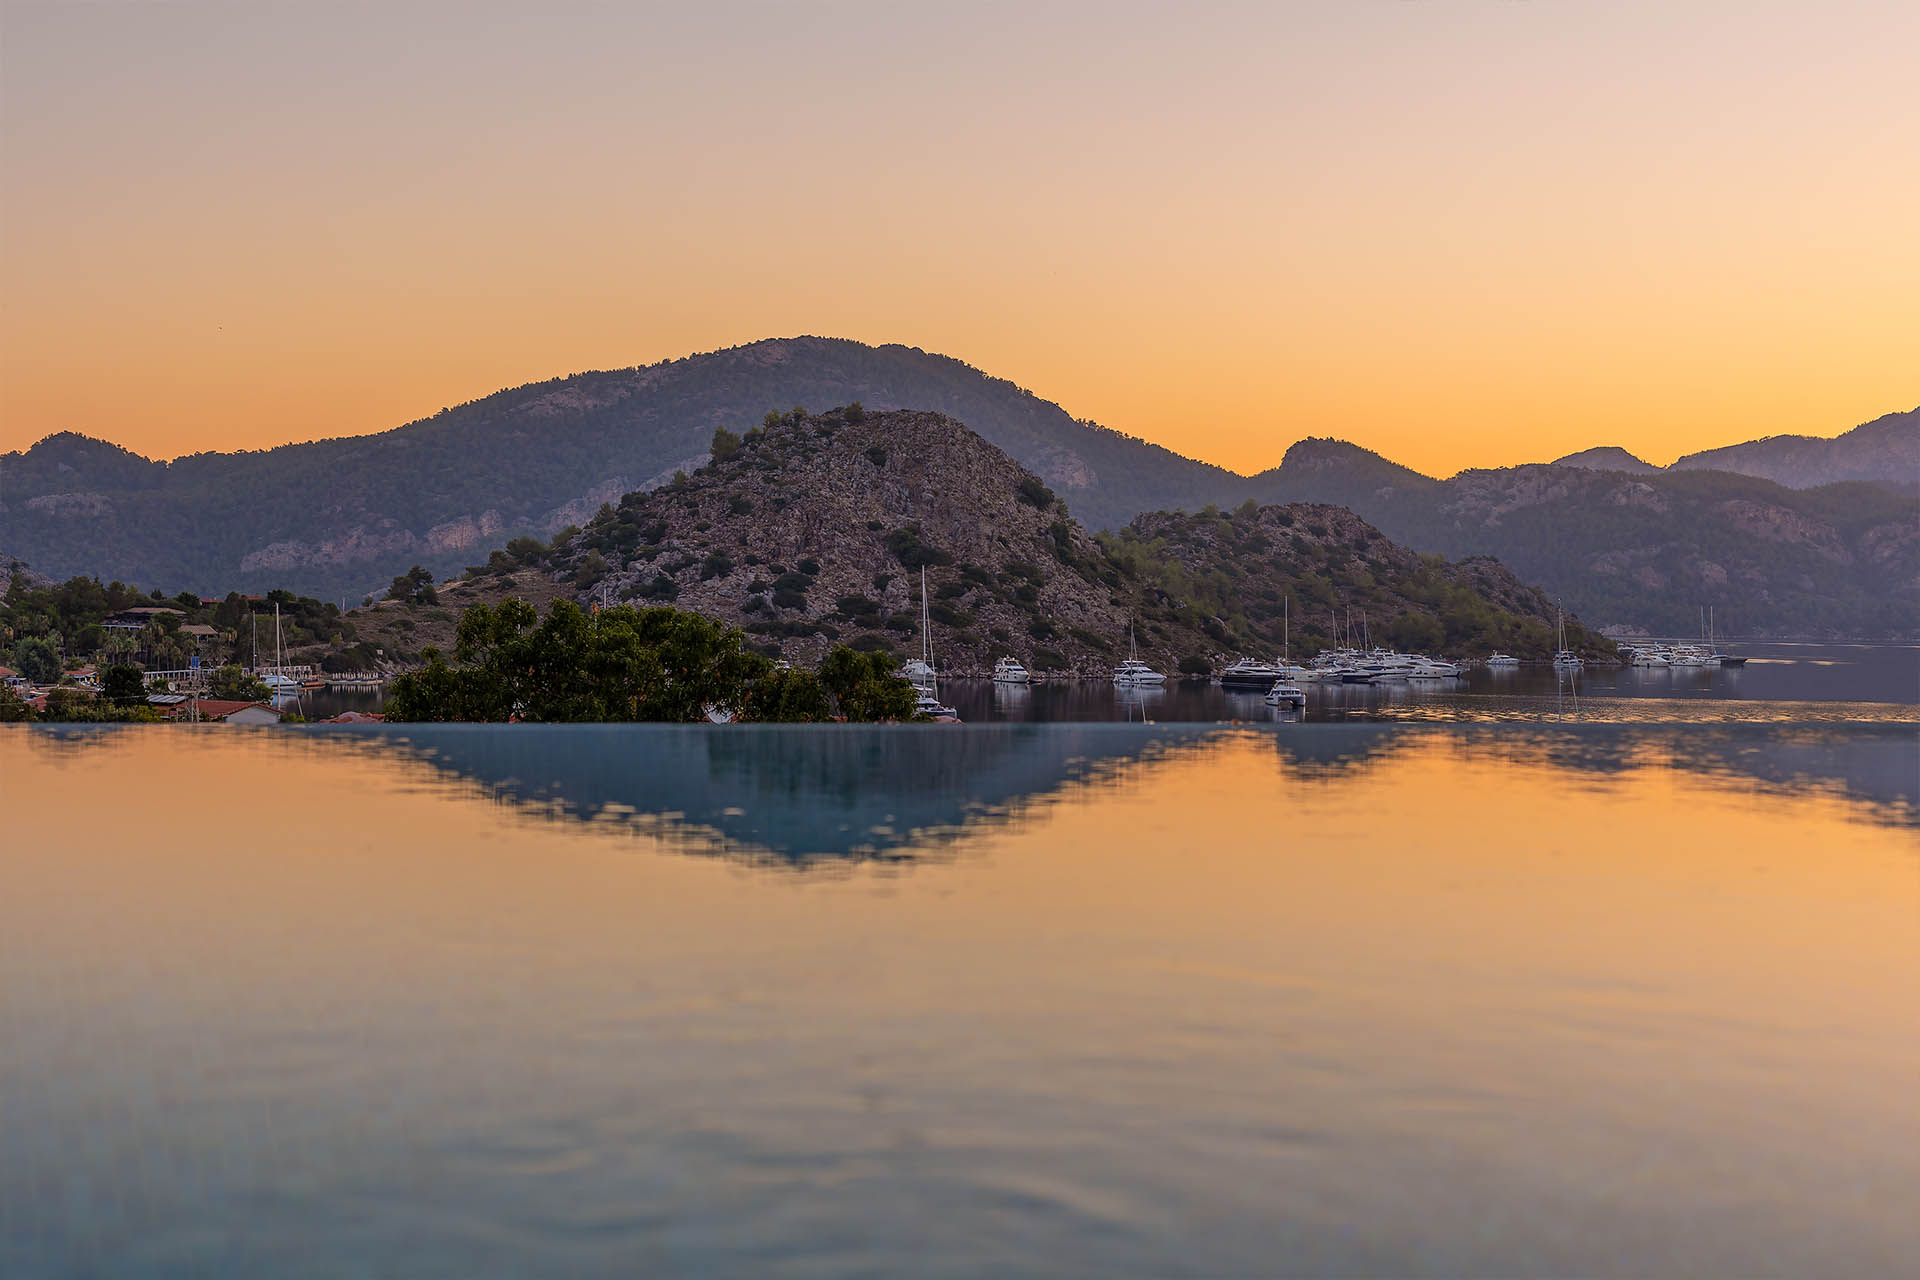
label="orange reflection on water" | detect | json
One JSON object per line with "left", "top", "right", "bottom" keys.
{"left": 2, "top": 725, "right": 1916, "bottom": 1275}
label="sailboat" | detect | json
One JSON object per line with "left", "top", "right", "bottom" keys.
{"left": 910, "top": 568, "right": 959, "bottom": 721}
{"left": 1552, "top": 603, "right": 1583, "bottom": 669}
{"left": 1111, "top": 621, "right": 1167, "bottom": 687}
{"left": 897, "top": 571, "right": 936, "bottom": 690}
{"left": 1268, "top": 597, "right": 1308, "bottom": 705}
{"left": 258, "top": 603, "right": 302, "bottom": 697}
{"left": 1705, "top": 604, "right": 1746, "bottom": 666}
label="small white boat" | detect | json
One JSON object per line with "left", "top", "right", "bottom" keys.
{"left": 1112, "top": 622, "right": 1166, "bottom": 687}
{"left": 1486, "top": 652, "right": 1520, "bottom": 667}
{"left": 913, "top": 691, "right": 960, "bottom": 721}
{"left": 1264, "top": 680, "right": 1305, "bottom": 706}
{"left": 992, "top": 656, "right": 1030, "bottom": 684}
{"left": 897, "top": 658, "right": 935, "bottom": 690}
{"left": 1551, "top": 604, "right": 1583, "bottom": 667}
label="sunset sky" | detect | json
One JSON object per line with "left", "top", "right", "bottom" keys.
{"left": 2, "top": 0, "right": 1914, "bottom": 477}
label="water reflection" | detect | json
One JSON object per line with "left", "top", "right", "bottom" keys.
{"left": 2, "top": 722, "right": 1916, "bottom": 1278}
{"left": 304, "top": 723, "right": 1225, "bottom": 863}
{"left": 296, "top": 723, "right": 1919, "bottom": 848}
{"left": 20, "top": 723, "right": 1915, "bottom": 856}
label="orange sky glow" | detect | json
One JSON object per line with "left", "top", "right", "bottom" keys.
{"left": 2, "top": 1, "right": 1915, "bottom": 477}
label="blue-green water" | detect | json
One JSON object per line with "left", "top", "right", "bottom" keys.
{"left": 2, "top": 722, "right": 1915, "bottom": 1277}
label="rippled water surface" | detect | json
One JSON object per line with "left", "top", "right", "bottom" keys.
{"left": 2, "top": 722, "right": 1915, "bottom": 1277}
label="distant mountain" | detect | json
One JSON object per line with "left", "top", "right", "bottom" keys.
{"left": 1553, "top": 446, "right": 1660, "bottom": 474}
{"left": 529, "top": 407, "right": 1608, "bottom": 673}
{"left": 0, "top": 338, "right": 1239, "bottom": 599}
{"left": 2, "top": 334, "right": 1910, "bottom": 637}
{"left": 1669, "top": 407, "right": 1917, "bottom": 491}
{"left": 1245, "top": 455, "right": 1917, "bottom": 638}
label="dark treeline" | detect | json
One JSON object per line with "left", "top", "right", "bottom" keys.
{"left": 385, "top": 599, "right": 922, "bottom": 723}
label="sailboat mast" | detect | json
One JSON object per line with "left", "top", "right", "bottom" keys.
{"left": 921, "top": 566, "right": 931, "bottom": 667}
{"left": 1284, "top": 596, "right": 1289, "bottom": 664}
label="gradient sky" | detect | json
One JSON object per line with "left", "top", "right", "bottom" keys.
{"left": 2, "top": 1, "right": 1914, "bottom": 476}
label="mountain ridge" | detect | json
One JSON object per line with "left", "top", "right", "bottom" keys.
{"left": 3, "top": 337, "right": 1911, "bottom": 635}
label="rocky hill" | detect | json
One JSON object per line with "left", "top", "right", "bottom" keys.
{"left": 1247, "top": 455, "right": 1919, "bottom": 639}
{"left": 535, "top": 407, "right": 1608, "bottom": 674}
{"left": 2, "top": 553, "right": 53, "bottom": 591}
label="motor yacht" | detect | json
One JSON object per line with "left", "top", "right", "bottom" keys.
{"left": 1485, "top": 652, "right": 1520, "bottom": 667}
{"left": 1219, "top": 657, "right": 1283, "bottom": 689}
{"left": 992, "top": 656, "right": 1031, "bottom": 684}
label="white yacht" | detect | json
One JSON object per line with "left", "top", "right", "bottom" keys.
{"left": 1264, "top": 680, "right": 1305, "bottom": 707}
{"left": 1112, "top": 623, "right": 1166, "bottom": 687}
{"left": 1485, "top": 652, "right": 1520, "bottom": 667}
{"left": 1220, "top": 657, "right": 1283, "bottom": 689}
{"left": 897, "top": 658, "right": 935, "bottom": 690}
{"left": 992, "top": 656, "right": 1030, "bottom": 684}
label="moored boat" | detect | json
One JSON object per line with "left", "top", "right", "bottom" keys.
{"left": 1219, "top": 657, "right": 1283, "bottom": 689}
{"left": 1112, "top": 622, "right": 1166, "bottom": 687}
{"left": 1264, "top": 680, "right": 1306, "bottom": 706}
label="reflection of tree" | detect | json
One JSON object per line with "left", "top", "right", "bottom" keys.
{"left": 303, "top": 724, "right": 1226, "bottom": 865}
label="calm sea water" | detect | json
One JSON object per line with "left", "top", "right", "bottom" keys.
{"left": 2, "top": 721, "right": 1915, "bottom": 1277}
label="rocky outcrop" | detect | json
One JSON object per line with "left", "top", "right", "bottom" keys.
{"left": 548, "top": 409, "right": 1607, "bottom": 673}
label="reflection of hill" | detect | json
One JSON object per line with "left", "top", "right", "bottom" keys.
{"left": 309, "top": 723, "right": 1227, "bottom": 863}
{"left": 1260, "top": 724, "right": 1917, "bottom": 825}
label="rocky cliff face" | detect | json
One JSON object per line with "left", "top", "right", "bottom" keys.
{"left": 546, "top": 408, "right": 1608, "bottom": 673}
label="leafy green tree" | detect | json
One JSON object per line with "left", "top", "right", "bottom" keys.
{"left": 0, "top": 685, "right": 33, "bottom": 721}
{"left": 819, "top": 646, "right": 916, "bottom": 721}
{"left": 387, "top": 600, "right": 773, "bottom": 723}
{"left": 209, "top": 665, "right": 272, "bottom": 702}
{"left": 710, "top": 426, "right": 742, "bottom": 463}
{"left": 10, "top": 636, "right": 60, "bottom": 684}
{"left": 387, "top": 565, "right": 437, "bottom": 605}
{"left": 40, "top": 687, "right": 99, "bottom": 721}
{"left": 101, "top": 664, "right": 146, "bottom": 705}
{"left": 738, "top": 667, "right": 834, "bottom": 722}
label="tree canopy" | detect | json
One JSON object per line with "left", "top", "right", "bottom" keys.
{"left": 383, "top": 599, "right": 919, "bottom": 723}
